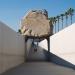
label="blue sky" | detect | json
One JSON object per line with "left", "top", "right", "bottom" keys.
{"left": 0, "top": 0, "right": 75, "bottom": 31}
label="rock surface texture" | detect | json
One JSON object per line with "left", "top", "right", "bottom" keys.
{"left": 21, "top": 9, "right": 52, "bottom": 37}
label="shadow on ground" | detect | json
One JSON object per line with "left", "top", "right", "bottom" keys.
{"left": 43, "top": 49, "right": 75, "bottom": 70}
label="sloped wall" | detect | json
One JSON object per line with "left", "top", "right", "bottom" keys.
{"left": 39, "top": 23, "right": 75, "bottom": 66}
{"left": 0, "top": 21, "right": 25, "bottom": 74}
{"left": 50, "top": 23, "right": 75, "bottom": 65}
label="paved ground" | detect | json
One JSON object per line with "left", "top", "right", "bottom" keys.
{"left": 1, "top": 62, "right": 75, "bottom": 75}
{"left": 27, "top": 46, "right": 48, "bottom": 61}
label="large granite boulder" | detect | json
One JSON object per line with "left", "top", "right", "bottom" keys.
{"left": 21, "top": 9, "right": 52, "bottom": 37}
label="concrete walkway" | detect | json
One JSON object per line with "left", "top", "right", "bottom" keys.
{"left": 1, "top": 62, "right": 75, "bottom": 75}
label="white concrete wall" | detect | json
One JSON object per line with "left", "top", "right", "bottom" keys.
{"left": 39, "top": 23, "right": 75, "bottom": 65}
{"left": 0, "top": 21, "right": 25, "bottom": 74}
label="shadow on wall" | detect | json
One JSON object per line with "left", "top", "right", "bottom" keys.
{"left": 43, "top": 49, "right": 75, "bottom": 70}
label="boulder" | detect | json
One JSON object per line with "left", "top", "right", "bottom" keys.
{"left": 21, "top": 9, "right": 52, "bottom": 37}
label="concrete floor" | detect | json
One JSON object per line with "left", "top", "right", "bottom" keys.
{"left": 1, "top": 62, "right": 75, "bottom": 75}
